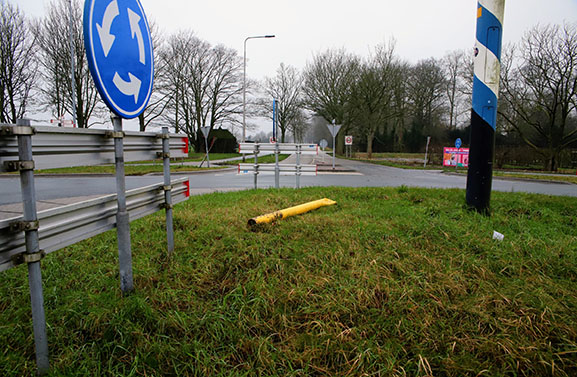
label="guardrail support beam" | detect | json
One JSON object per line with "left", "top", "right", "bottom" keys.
{"left": 15, "top": 119, "right": 49, "bottom": 375}
{"left": 161, "top": 127, "right": 175, "bottom": 254}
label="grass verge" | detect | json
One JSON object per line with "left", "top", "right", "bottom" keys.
{"left": 353, "top": 156, "right": 577, "bottom": 184}
{"left": 219, "top": 154, "right": 291, "bottom": 166}
{"left": 493, "top": 171, "right": 577, "bottom": 185}
{"left": 32, "top": 164, "right": 224, "bottom": 176}
{"left": 1, "top": 187, "right": 576, "bottom": 376}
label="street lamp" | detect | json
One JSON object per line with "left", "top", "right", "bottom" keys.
{"left": 243, "top": 35, "right": 275, "bottom": 143}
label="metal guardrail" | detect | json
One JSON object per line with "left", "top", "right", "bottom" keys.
{"left": 0, "top": 124, "right": 189, "bottom": 172}
{"left": 2, "top": 120, "right": 191, "bottom": 374}
{"left": 238, "top": 142, "right": 318, "bottom": 155}
{"left": 0, "top": 178, "right": 190, "bottom": 272}
{"left": 238, "top": 163, "right": 317, "bottom": 176}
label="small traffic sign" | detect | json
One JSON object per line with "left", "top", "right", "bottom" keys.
{"left": 327, "top": 124, "right": 342, "bottom": 137}
{"left": 455, "top": 138, "right": 462, "bottom": 149}
{"left": 83, "top": 0, "right": 154, "bottom": 119}
{"left": 345, "top": 135, "right": 353, "bottom": 145}
{"left": 319, "top": 139, "right": 328, "bottom": 149}
{"left": 200, "top": 126, "right": 210, "bottom": 139}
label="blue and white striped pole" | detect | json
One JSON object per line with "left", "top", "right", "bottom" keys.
{"left": 466, "top": 0, "right": 505, "bottom": 213}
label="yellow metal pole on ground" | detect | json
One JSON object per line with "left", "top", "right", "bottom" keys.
{"left": 248, "top": 198, "right": 337, "bottom": 226}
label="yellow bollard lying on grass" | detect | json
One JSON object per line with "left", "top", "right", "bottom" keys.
{"left": 248, "top": 198, "right": 337, "bottom": 226}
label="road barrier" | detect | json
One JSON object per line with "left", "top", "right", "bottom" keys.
{"left": 0, "top": 178, "right": 190, "bottom": 272}
{"left": 238, "top": 142, "right": 318, "bottom": 155}
{"left": 0, "top": 124, "right": 188, "bottom": 172}
{"left": 238, "top": 163, "right": 317, "bottom": 176}
{"left": 238, "top": 142, "right": 318, "bottom": 189}
{"left": 0, "top": 121, "right": 189, "bottom": 374}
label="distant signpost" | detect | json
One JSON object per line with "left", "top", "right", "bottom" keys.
{"left": 326, "top": 121, "right": 342, "bottom": 170}
{"left": 345, "top": 135, "right": 353, "bottom": 158}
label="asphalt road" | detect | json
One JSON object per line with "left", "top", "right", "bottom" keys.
{"left": 0, "top": 156, "right": 575, "bottom": 206}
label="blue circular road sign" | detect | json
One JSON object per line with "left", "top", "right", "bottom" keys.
{"left": 455, "top": 138, "right": 462, "bottom": 149}
{"left": 83, "top": 0, "right": 154, "bottom": 119}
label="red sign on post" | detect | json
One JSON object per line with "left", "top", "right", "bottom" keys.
{"left": 443, "top": 147, "right": 469, "bottom": 167}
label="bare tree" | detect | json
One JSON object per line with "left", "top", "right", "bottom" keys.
{"left": 159, "top": 31, "right": 243, "bottom": 151}
{"left": 442, "top": 50, "right": 471, "bottom": 129}
{"left": 260, "top": 63, "right": 304, "bottom": 142}
{"left": 406, "top": 58, "right": 446, "bottom": 151}
{"left": 0, "top": 1, "right": 38, "bottom": 123}
{"left": 290, "top": 109, "right": 310, "bottom": 143}
{"left": 303, "top": 48, "right": 360, "bottom": 153}
{"left": 500, "top": 23, "right": 577, "bottom": 171}
{"left": 137, "top": 22, "right": 171, "bottom": 131}
{"left": 34, "top": 0, "right": 100, "bottom": 127}
{"left": 347, "top": 42, "right": 402, "bottom": 158}
{"left": 159, "top": 31, "right": 202, "bottom": 142}
{"left": 390, "top": 60, "right": 412, "bottom": 151}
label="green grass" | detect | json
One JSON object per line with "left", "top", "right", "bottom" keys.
{"left": 1, "top": 187, "right": 577, "bottom": 376}
{"left": 122, "top": 153, "right": 242, "bottom": 165}
{"left": 33, "top": 164, "right": 223, "bottom": 175}
{"left": 186, "top": 152, "right": 242, "bottom": 161}
{"left": 352, "top": 156, "right": 577, "bottom": 183}
{"left": 219, "top": 154, "right": 291, "bottom": 165}
{"left": 354, "top": 152, "right": 426, "bottom": 160}
{"left": 494, "top": 171, "right": 577, "bottom": 185}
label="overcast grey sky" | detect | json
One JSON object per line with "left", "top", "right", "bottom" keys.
{"left": 16, "top": 0, "right": 577, "bottom": 81}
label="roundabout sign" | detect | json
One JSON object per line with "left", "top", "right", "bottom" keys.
{"left": 83, "top": 0, "right": 154, "bottom": 118}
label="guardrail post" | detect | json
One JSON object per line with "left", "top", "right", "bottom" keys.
{"left": 161, "top": 127, "right": 174, "bottom": 254}
{"left": 14, "top": 119, "right": 50, "bottom": 374}
{"left": 112, "top": 115, "right": 134, "bottom": 294}
{"left": 254, "top": 143, "right": 259, "bottom": 190}
{"left": 296, "top": 144, "right": 301, "bottom": 189}
{"left": 275, "top": 142, "right": 280, "bottom": 189}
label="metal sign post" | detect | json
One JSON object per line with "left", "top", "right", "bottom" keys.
{"left": 200, "top": 126, "right": 210, "bottom": 168}
{"left": 275, "top": 141, "right": 280, "bottom": 189}
{"left": 112, "top": 115, "right": 134, "bottom": 293}
{"left": 326, "top": 121, "right": 342, "bottom": 170}
{"left": 161, "top": 127, "right": 174, "bottom": 254}
{"left": 84, "top": 0, "right": 154, "bottom": 291}
{"left": 424, "top": 136, "right": 431, "bottom": 168}
{"left": 253, "top": 144, "right": 259, "bottom": 189}
{"left": 296, "top": 144, "right": 301, "bottom": 189}
{"left": 319, "top": 139, "right": 328, "bottom": 163}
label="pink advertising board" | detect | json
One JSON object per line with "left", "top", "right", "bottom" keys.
{"left": 443, "top": 147, "right": 470, "bottom": 167}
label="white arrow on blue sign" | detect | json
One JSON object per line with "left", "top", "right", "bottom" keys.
{"left": 83, "top": 0, "right": 154, "bottom": 119}
{"left": 455, "top": 138, "right": 462, "bottom": 149}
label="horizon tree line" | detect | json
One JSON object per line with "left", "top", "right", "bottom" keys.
{"left": 1, "top": 0, "right": 575, "bottom": 169}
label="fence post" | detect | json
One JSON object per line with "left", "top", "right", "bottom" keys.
{"left": 161, "top": 127, "right": 174, "bottom": 254}
{"left": 275, "top": 142, "right": 280, "bottom": 189}
{"left": 14, "top": 119, "right": 50, "bottom": 374}
{"left": 296, "top": 144, "right": 301, "bottom": 189}
{"left": 254, "top": 143, "right": 259, "bottom": 190}
{"left": 111, "top": 115, "right": 134, "bottom": 294}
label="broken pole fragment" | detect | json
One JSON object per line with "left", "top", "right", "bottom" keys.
{"left": 248, "top": 198, "right": 337, "bottom": 226}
